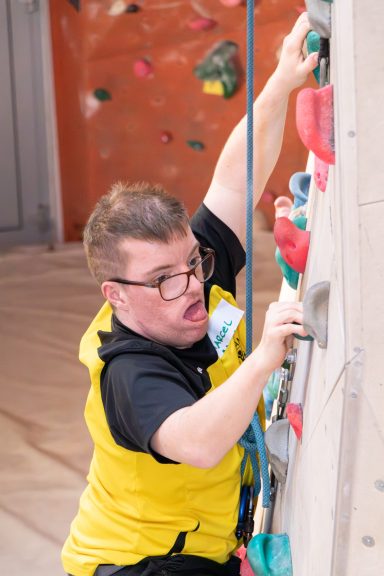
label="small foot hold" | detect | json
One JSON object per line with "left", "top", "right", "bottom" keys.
{"left": 286, "top": 403, "right": 303, "bottom": 440}
{"left": 247, "top": 533, "right": 293, "bottom": 576}
{"left": 273, "top": 217, "right": 310, "bottom": 274}
{"left": 303, "top": 280, "right": 330, "bottom": 348}
{"left": 296, "top": 84, "right": 335, "bottom": 165}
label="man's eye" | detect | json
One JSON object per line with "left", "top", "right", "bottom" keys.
{"left": 188, "top": 256, "right": 201, "bottom": 268}
{"left": 155, "top": 274, "right": 171, "bottom": 284}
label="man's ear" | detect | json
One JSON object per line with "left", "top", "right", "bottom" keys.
{"left": 101, "top": 281, "right": 128, "bottom": 309}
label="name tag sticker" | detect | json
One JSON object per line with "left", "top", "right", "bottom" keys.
{"left": 208, "top": 299, "right": 244, "bottom": 358}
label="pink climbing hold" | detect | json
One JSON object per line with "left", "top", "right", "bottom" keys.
{"left": 236, "top": 545, "right": 254, "bottom": 576}
{"left": 160, "top": 131, "right": 172, "bottom": 144}
{"left": 133, "top": 58, "right": 153, "bottom": 78}
{"left": 274, "top": 196, "right": 293, "bottom": 219}
{"left": 187, "top": 17, "right": 217, "bottom": 31}
{"left": 260, "top": 189, "right": 276, "bottom": 204}
{"left": 314, "top": 156, "right": 329, "bottom": 192}
{"left": 296, "top": 84, "right": 335, "bottom": 165}
{"left": 286, "top": 403, "right": 303, "bottom": 441}
{"left": 273, "top": 217, "right": 310, "bottom": 274}
{"left": 219, "top": 0, "right": 244, "bottom": 6}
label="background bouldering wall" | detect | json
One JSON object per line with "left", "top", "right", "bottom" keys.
{"left": 50, "top": 0, "right": 313, "bottom": 241}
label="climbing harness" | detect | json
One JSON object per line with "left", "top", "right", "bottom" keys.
{"left": 237, "top": 2, "right": 270, "bottom": 546}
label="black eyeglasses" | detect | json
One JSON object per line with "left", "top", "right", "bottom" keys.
{"left": 108, "top": 246, "right": 215, "bottom": 301}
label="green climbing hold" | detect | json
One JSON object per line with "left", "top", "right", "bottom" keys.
{"left": 247, "top": 533, "right": 293, "bottom": 576}
{"left": 306, "top": 30, "right": 320, "bottom": 84}
{"left": 93, "top": 88, "right": 112, "bottom": 102}
{"left": 194, "top": 40, "right": 239, "bottom": 99}
{"left": 187, "top": 140, "right": 205, "bottom": 151}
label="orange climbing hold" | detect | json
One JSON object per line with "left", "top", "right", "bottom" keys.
{"left": 273, "top": 217, "right": 310, "bottom": 274}
{"left": 286, "top": 403, "right": 303, "bottom": 441}
{"left": 296, "top": 84, "right": 335, "bottom": 165}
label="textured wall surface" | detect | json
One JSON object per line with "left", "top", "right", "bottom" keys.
{"left": 50, "top": 0, "right": 310, "bottom": 240}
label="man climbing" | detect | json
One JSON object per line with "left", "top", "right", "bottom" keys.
{"left": 62, "top": 13, "right": 318, "bottom": 576}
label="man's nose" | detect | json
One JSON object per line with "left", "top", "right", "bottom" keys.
{"left": 188, "top": 271, "right": 202, "bottom": 292}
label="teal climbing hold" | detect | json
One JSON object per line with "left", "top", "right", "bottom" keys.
{"left": 293, "top": 214, "right": 307, "bottom": 231}
{"left": 187, "top": 140, "right": 205, "bottom": 151}
{"left": 93, "top": 88, "right": 112, "bottom": 102}
{"left": 247, "top": 533, "right": 293, "bottom": 576}
{"left": 306, "top": 30, "right": 320, "bottom": 84}
{"left": 266, "top": 369, "right": 281, "bottom": 400}
{"left": 275, "top": 247, "right": 299, "bottom": 290}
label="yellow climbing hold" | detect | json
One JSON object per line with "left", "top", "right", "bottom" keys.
{"left": 203, "top": 80, "right": 225, "bottom": 96}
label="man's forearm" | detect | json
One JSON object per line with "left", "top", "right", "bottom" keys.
{"left": 213, "top": 73, "right": 291, "bottom": 202}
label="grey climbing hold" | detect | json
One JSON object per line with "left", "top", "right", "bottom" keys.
{"left": 302, "top": 281, "right": 330, "bottom": 349}
{"left": 305, "top": 0, "right": 332, "bottom": 38}
{"left": 264, "top": 419, "right": 290, "bottom": 484}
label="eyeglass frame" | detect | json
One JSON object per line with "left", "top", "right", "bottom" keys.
{"left": 107, "top": 246, "right": 215, "bottom": 301}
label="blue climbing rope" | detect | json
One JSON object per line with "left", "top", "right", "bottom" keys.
{"left": 239, "top": 0, "right": 270, "bottom": 510}
{"left": 245, "top": 0, "right": 254, "bottom": 354}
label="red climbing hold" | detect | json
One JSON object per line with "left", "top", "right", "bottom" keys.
{"left": 314, "top": 156, "right": 329, "bottom": 192}
{"left": 187, "top": 17, "right": 217, "bottom": 31}
{"left": 296, "top": 84, "right": 335, "bottom": 165}
{"left": 286, "top": 403, "right": 303, "bottom": 441}
{"left": 160, "top": 131, "right": 172, "bottom": 144}
{"left": 273, "top": 217, "right": 310, "bottom": 274}
{"left": 133, "top": 58, "right": 153, "bottom": 78}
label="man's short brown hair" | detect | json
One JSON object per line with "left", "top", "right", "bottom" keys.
{"left": 83, "top": 181, "right": 190, "bottom": 284}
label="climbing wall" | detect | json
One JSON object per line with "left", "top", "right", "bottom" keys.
{"left": 266, "top": 1, "right": 384, "bottom": 575}
{"left": 49, "top": 0, "right": 312, "bottom": 241}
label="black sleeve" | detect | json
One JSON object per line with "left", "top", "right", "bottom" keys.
{"left": 101, "top": 353, "right": 197, "bottom": 463}
{"left": 191, "top": 203, "right": 245, "bottom": 297}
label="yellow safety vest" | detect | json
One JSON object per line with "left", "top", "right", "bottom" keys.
{"left": 62, "top": 286, "right": 264, "bottom": 576}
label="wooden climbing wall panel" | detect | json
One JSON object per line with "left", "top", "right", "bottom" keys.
{"left": 49, "top": 0, "right": 312, "bottom": 241}
{"left": 270, "top": 0, "right": 384, "bottom": 574}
